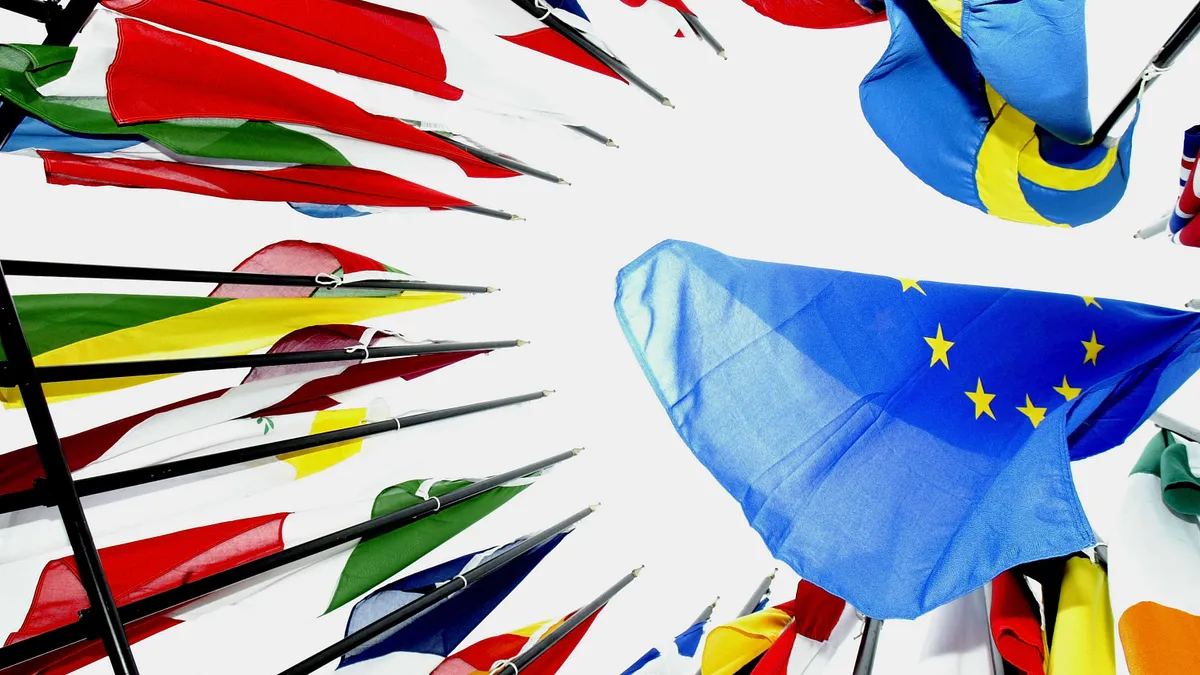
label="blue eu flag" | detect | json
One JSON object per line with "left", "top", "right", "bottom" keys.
{"left": 615, "top": 240, "right": 1200, "bottom": 619}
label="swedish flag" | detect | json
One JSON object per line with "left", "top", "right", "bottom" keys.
{"left": 861, "top": 0, "right": 1136, "bottom": 227}
{"left": 616, "top": 240, "right": 1200, "bottom": 619}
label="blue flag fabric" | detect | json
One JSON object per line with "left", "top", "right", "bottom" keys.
{"left": 860, "top": 0, "right": 1136, "bottom": 228}
{"left": 619, "top": 608, "right": 709, "bottom": 674}
{"left": 339, "top": 532, "right": 568, "bottom": 667}
{"left": 615, "top": 239, "right": 1200, "bottom": 619}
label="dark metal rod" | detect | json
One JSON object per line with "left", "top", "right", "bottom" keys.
{"left": 2, "top": 339, "right": 522, "bottom": 386}
{"left": 681, "top": 12, "right": 725, "bottom": 59}
{"left": 0, "top": 264, "right": 140, "bottom": 675}
{"left": 0, "top": 449, "right": 581, "bottom": 670}
{"left": 851, "top": 616, "right": 883, "bottom": 675}
{"left": 508, "top": 0, "right": 672, "bottom": 106}
{"left": 1091, "top": 1, "right": 1200, "bottom": 144}
{"left": 278, "top": 503, "right": 598, "bottom": 675}
{"left": 566, "top": 125, "right": 617, "bottom": 147}
{"left": 0, "top": 259, "right": 493, "bottom": 294}
{"left": 435, "top": 133, "right": 567, "bottom": 185}
{"left": 0, "top": 390, "right": 551, "bottom": 514}
{"left": 448, "top": 204, "right": 523, "bottom": 221}
{"left": 492, "top": 566, "right": 639, "bottom": 675}
{"left": 0, "top": 0, "right": 62, "bottom": 22}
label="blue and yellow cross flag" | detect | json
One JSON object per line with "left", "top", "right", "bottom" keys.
{"left": 860, "top": 0, "right": 1136, "bottom": 227}
{"left": 615, "top": 240, "right": 1200, "bottom": 620}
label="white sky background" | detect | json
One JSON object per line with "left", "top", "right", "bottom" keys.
{"left": 2, "top": 1, "right": 1200, "bottom": 672}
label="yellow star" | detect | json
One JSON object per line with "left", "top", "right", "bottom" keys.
{"left": 1053, "top": 376, "right": 1081, "bottom": 401}
{"left": 1016, "top": 395, "right": 1048, "bottom": 428}
{"left": 898, "top": 278, "right": 926, "bottom": 295}
{"left": 924, "top": 324, "right": 954, "bottom": 369}
{"left": 1082, "top": 296, "right": 1102, "bottom": 309}
{"left": 1082, "top": 331, "right": 1105, "bottom": 366}
{"left": 965, "top": 378, "right": 996, "bottom": 420}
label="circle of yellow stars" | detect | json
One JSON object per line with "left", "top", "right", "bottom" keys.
{"left": 898, "top": 278, "right": 1104, "bottom": 428}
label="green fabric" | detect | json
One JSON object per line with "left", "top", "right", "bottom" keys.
{"left": 325, "top": 476, "right": 533, "bottom": 613}
{"left": 3, "top": 293, "right": 228, "bottom": 360}
{"left": 1131, "top": 430, "right": 1200, "bottom": 516}
{"left": 0, "top": 44, "right": 351, "bottom": 167}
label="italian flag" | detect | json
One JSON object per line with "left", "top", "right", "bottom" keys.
{"left": 432, "top": 607, "right": 604, "bottom": 675}
{"left": 1110, "top": 430, "right": 1200, "bottom": 675}
{"left": 0, "top": 240, "right": 460, "bottom": 404}
{"left": 0, "top": 470, "right": 544, "bottom": 674}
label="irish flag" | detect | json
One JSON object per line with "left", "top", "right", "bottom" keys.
{"left": 1, "top": 240, "right": 460, "bottom": 404}
{"left": 1110, "top": 430, "right": 1200, "bottom": 675}
{"left": 0, "top": 469, "right": 544, "bottom": 674}
{"left": 432, "top": 608, "right": 604, "bottom": 675}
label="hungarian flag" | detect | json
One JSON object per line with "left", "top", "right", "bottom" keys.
{"left": 96, "top": 0, "right": 580, "bottom": 126}
{"left": 0, "top": 470, "right": 544, "bottom": 674}
{"left": 739, "top": 0, "right": 885, "bottom": 29}
{"left": 1045, "top": 556, "right": 1114, "bottom": 675}
{"left": 747, "top": 581, "right": 852, "bottom": 675}
{"left": 860, "top": 0, "right": 1136, "bottom": 227}
{"left": 0, "top": 240, "right": 460, "bottom": 405}
{"left": 432, "top": 607, "right": 604, "bottom": 675}
{"left": 869, "top": 587, "right": 997, "bottom": 674}
{"left": 619, "top": 600, "right": 714, "bottom": 674}
{"left": 1110, "top": 430, "right": 1200, "bottom": 675}
{"left": 1169, "top": 125, "right": 1200, "bottom": 246}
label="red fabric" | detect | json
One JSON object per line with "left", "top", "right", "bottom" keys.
{"left": 740, "top": 0, "right": 885, "bottom": 29}
{"left": 1, "top": 615, "right": 180, "bottom": 675}
{"left": 0, "top": 388, "right": 223, "bottom": 496}
{"left": 990, "top": 571, "right": 1045, "bottom": 675}
{"left": 750, "top": 621, "right": 798, "bottom": 675}
{"left": 211, "top": 240, "right": 387, "bottom": 298}
{"left": 41, "top": 152, "right": 475, "bottom": 209}
{"left": 4, "top": 513, "right": 287, "bottom": 645}
{"left": 101, "top": 0, "right": 463, "bottom": 100}
{"left": 438, "top": 634, "right": 531, "bottom": 671}
{"left": 522, "top": 609, "right": 604, "bottom": 675}
{"left": 621, "top": 0, "right": 695, "bottom": 12}
{"left": 501, "top": 28, "right": 622, "bottom": 81}
{"left": 792, "top": 580, "right": 845, "bottom": 641}
{"left": 105, "top": 19, "right": 514, "bottom": 178}
{"left": 674, "top": 28, "right": 686, "bottom": 37}
{"left": 1178, "top": 168, "right": 1200, "bottom": 247}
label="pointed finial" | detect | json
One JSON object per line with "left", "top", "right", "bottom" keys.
{"left": 557, "top": 178, "right": 572, "bottom": 186}
{"left": 485, "top": 286, "right": 499, "bottom": 293}
{"left": 632, "top": 565, "right": 645, "bottom": 576}
{"left": 662, "top": 98, "right": 675, "bottom": 108}
{"left": 710, "top": 596, "right": 720, "bottom": 607}
{"left": 718, "top": 50, "right": 727, "bottom": 60}
{"left": 589, "top": 501, "right": 601, "bottom": 511}
{"left": 571, "top": 446, "right": 585, "bottom": 455}
{"left": 511, "top": 214, "right": 526, "bottom": 221}
{"left": 606, "top": 139, "right": 619, "bottom": 148}
{"left": 516, "top": 339, "right": 529, "bottom": 347}
{"left": 769, "top": 567, "right": 778, "bottom": 579}
{"left": 541, "top": 389, "right": 556, "bottom": 396}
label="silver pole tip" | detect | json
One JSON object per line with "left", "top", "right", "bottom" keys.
{"left": 662, "top": 98, "right": 675, "bottom": 108}
{"left": 571, "top": 446, "right": 586, "bottom": 455}
{"left": 606, "top": 139, "right": 619, "bottom": 148}
{"left": 541, "top": 389, "right": 556, "bottom": 396}
{"left": 516, "top": 339, "right": 530, "bottom": 347}
{"left": 632, "top": 565, "right": 645, "bottom": 576}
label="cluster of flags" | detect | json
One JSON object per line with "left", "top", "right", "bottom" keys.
{"left": 616, "top": 238, "right": 1200, "bottom": 673}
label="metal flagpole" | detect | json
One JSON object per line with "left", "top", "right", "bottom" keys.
{"left": 0, "top": 339, "right": 523, "bottom": 385}
{"left": 851, "top": 616, "right": 884, "bottom": 675}
{"left": 680, "top": 12, "right": 726, "bottom": 59}
{"left": 0, "top": 450, "right": 583, "bottom": 670}
{"left": 1151, "top": 410, "right": 1200, "bottom": 442}
{"left": 0, "top": 263, "right": 140, "bottom": 675}
{"left": 691, "top": 596, "right": 719, "bottom": 626}
{"left": 1090, "top": 1, "right": 1200, "bottom": 144}
{"left": 567, "top": 125, "right": 618, "bottom": 147}
{"left": 490, "top": 566, "right": 642, "bottom": 675}
{"left": 0, "top": 391, "right": 555, "bottom": 514}
{"left": 507, "top": 0, "right": 673, "bottom": 106}
{"left": 737, "top": 568, "right": 777, "bottom": 616}
{"left": 1, "top": 258, "right": 495, "bottom": 294}
{"left": 277, "top": 504, "right": 600, "bottom": 675}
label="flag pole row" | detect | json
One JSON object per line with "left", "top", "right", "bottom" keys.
{"left": 490, "top": 564, "right": 643, "bottom": 675}
{"left": 0, "top": 262, "right": 141, "bottom": 675}
{"left": 279, "top": 503, "right": 602, "bottom": 675}
{"left": 0, "top": 338, "right": 525, "bottom": 386}
{"left": 0, "top": 449, "right": 584, "bottom": 670}
{"left": 0, "top": 390, "right": 556, "bottom": 514}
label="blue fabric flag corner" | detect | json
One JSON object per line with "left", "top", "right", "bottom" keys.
{"left": 615, "top": 239, "right": 1200, "bottom": 618}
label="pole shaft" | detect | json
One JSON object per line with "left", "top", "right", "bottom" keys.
{"left": 680, "top": 12, "right": 725, "bottom": 57}
{"left": 737, "top": 572, "right": 775, "bottom": 617}
{"left": 0, "top": 265, "right": 140, "bottom": 675}
{"left": 851, "top": 616, "right": 883, "bottom": 675}
{"left": 0, "top": 0, "right": 61, "bottom": 22}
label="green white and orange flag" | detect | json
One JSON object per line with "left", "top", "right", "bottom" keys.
{"left": 0, "top": 240, "right": 460, "bottom": 405}
{"left": 1110, "top": 429, "right": 1200, "bottom": 675}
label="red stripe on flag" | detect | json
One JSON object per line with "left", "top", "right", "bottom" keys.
{"left": 739, "top": 0, "right": 886, "bottom": 29}
{"left": 40, "top": 152, "right": 475, "bottom": 209}
{"left": 1, "top": 615, "right": 181, "bottom": 675}
{"left": 749, "top": 620, "right": 798, "bottom": 675}
{"left": 521, "top": 609, "right": 604, "bottom": 675}
{"left": 102, "top": 0, "right": 464, "bottom": 100}
{"left": 4, "top": 513, "right": 288, "bottom": 646}
{"left": 212, "top": 240, "right": 346, "bottom": 298}
{"left": 990, "top": 571, "right": 1046, "bottom": 675}
{"left": 501, "top": 28, "right": 622, "bottom": 81}
{"left": 105, "top": 19, "right": 514, "bottom": 178}
{"left": 792, "top": 580, "right": 845, "bottom": 642}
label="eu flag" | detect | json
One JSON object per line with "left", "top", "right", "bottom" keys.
{"left": 615, "top": 240, "right": 1200, "bottom": 619}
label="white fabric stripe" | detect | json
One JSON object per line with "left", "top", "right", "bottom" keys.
{"left": 791, "top": 603, "right": 860, "bottom": 675}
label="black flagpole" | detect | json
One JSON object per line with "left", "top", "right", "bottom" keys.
{"left": 680, "top": 12, "right": 726, "bottom": 59}
{"left": 567, "top": 125, "right": 618, "bottom": 147}
{"left": 0, "top": 449, "right": 582, "bottom": 670}
{"left": 0, "top": 390, "right": 554, "bottom": 514}
{"left": 440, "top": 136, "right": 570, "bottom": 185}
{"left": 0, "top": 339, "right": 522, "bottom": 386}
{"left": 507, "top": 0, "right": 672, "bottom": 106}
{"left": 277, "top": 504, "right": 600, "bottom": 675}
{"left": 1091, "top": 1, "right": 1200, "bottom": 144}
{"left": 1, "top": 258, "right": 494, "bottom": 294}
{"left": 737, "top": 568, "right": 777, "bottom": 616}
{"left": 851, "top": 616, "right": 883, "bottom": 675}
{"left": 490, "top": 566, "right": 641, "bottom": 675}
{"left": 0, "top": 264, "right": 141, "bottom": 675}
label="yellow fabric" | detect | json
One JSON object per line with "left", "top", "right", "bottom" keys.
{"left": 701, "top": 607, "right": 791, "bottom": 675}
{"left": 927, "top": 0, "right": 964, "bottom": 36}
{"left": 278, "top": 408, "right": 369, "bottom": 479}
{"left": 1047, "top": 556, "right": 1115, "bottom": 675}
{"left": 1118, "top": 601, "right": 1200, "bottom": 675}
{"left": 1, "top": 292, "right": 459, "bottom": 406}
